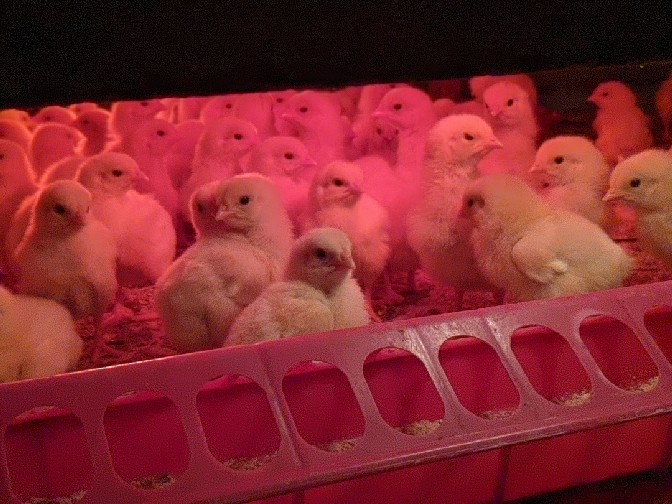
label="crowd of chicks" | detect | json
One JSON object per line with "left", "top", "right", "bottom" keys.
{"left": 1, "top": 69, "right": 672, "bottom": 383}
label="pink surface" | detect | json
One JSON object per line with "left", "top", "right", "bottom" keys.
{"left": 1, "top": 280, "right": 672, "bottom": 503}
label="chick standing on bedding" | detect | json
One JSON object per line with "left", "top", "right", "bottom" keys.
{"left": 301, "top": 161, "right": 391, "bottom": 307}
{"left": 0, "top": 286, "right": 82, "bottom": 383}
{"left": 462, "top": 174, "right": 633, "bottom": 302}
{"left": 478, "top": 81, "right": 538, "bottom": 177}
{"left": 0, "top": 140, "right": 38, "bottom": 272}
{"left": 406, "top": 114, "right": 504, "bottom": 308}
{"left": 588, "top": 81, "right": 653, "bottom": 166}
{"left": 530, "top": 136, "right": 615, "bottom": 230}
{"left": 604, "top": 150, "right": 672, "bottom": 268}
{"left": 156, "top": 174, "right": 293, "bottom": 352}
{"left": 226, "top": 227, "right": 369, "bottom": 346}
{"left": 246, "top": 135, "right": 317, "bottom": 226}
{"left": 13, "top": 180, "right": 118, "bottom": 356}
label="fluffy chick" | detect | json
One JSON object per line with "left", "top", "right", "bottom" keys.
{"left": 39, "top": 155, "right": 87, "bottom": 185}
{"left": 33, "top": 105, "right": 76, "bottom": 126}
{"left": 156, "top": 174, "right": 293, "bottom": 351}
{"left": 604, "top": 149, "right": 672, "bottom": 268}
{"left": 469, "top": 74, "right": 538, "bottom": 105}
{"left": 463, "top": 174, "right": 633, "bottom": 302}
{"left": 0, "top": 140, "right": 38, "bottom": 271}
{"left": 588, "top": 81, "right": 653, "bottom": 165}
{"left": 73, "top": 108, "right": 112, "bottom": 156}
{"left": 0, "top": 109, "right": 35, "bottom": 131}
{"left": 246, "top": 136, "right": 317, "bottom": 225}
{"left": 109, "top": 99, "right": 166, "bottom": 140}
{"left": 29, "top": 123, "right": 84, "bottom": 178}
{"left": 13, "top": 180, "right": 118, "bottom": 322}
{"left": 531, "top": 136, "right": 614, "bottom": 230}
{"left": 0, "top": 119, "right": 33, "bottom": 154}
{"left": 406, "top": 114, "right": 504, "bottom": 307}
{"left": 75, "top": 153, "right": 176, "bottom": 286}
{"left": 180, "top": 117, "right": 258, "bottom": 218}
{"left": 0, "top": 286, "right": 82, "bottom": 383}
{"left": 302, "top": 161, "right": 391, "bottom": 303}
{"left": 479, "top": 81, "right": 538, "bottom": 177}
{"left": 226, "top": 227, "right": 369, "bottom": 346}
{"left": 165, "top": 119, "right": 205, "bottom": 190}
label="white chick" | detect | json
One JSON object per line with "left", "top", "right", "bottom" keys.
{"left": 604, "top": 150, "right": 672, "bottom": 268}
{"left": 73, "top": 108, "right": 112, "bottom": 156}
{"left": 246, "top": 136, "right": 317, "bottom": 225}
{"left": 33, "top": 105, "right": 76, "bottom": 126}
{"left": 270, "top": 88, "right": 298, "bottom": 136}
{"left": 199, "top": 94, "right": 239, "bottom": 125}
{"left": 0, "top": 119, "right": 33, "bottom": 155}
{"left": 0, "top": 140, "right": 38, "bottom": 272}
{"left": 109, "top": 99, "right": 166, "bottom": 140}
{"left": 530, "top": 136, "right": 615, "bottom": 230}
{"left": 13, "top": 180, "right": 118, "bottom": 354}
{"left": 0, "top": 286, "right": 82, "bottom": 383}
{"left": 0, "top": 109, "right": 35, "bottom": 131}
{"left": 177, "top": 96, "right": 210, "bottom": 123}
{"left": 165, "top": 119, "right": 205, "bottom": 190}
{"left": 234, "top": 92, "right": 276, "bottom": 139}
{"left": 478, "top": 81, "right": 538, "bottom": 177}
{"left": 433, "top": 98, "right": 456, "bottom": 118}
{"left": 462, "top": 174, "right": 633, "bottom": 302}
{"left": 156, "top": 174, "right": 293, "bottom": 351}
{"left": 282, "top": 90, "right": 347, "bottom": 166}
{"left": 180, "top": 117, "right": 258, "bottom": 218}
{"left": 406, "top": 114, "right": 504, "bottom": 307}
{"left": 301, "top": 161, "right": 391, "bottom": 305}
{"left": 75, "top": 152, "right": 176, "bottom": 287}
{"left": 656, "top": 70, "right": 672, "bottom": 141}
{"left": 226, "top": 227, "right": 369, "bottom": 346}
{"left": 469, "top": 73, "right": 538, "bottom": 105}
{"left": 29, "top": 123, "right": 84, "bottom": 178}
{"left": 39, "top": 155, "right": 87, "bottom": 185}
{"left": 116, "top": 118, "right": 180, "bottom": 220}
{"left": 588, "top": 81, "right": 653, "bottom": 165}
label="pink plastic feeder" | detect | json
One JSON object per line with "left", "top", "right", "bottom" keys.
{"left": 2, "top": 280, "right": 672, "bottom": 503}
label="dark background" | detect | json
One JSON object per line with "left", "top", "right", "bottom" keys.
{"left": 1, "top": 2, "right": 671, "bottom": 108}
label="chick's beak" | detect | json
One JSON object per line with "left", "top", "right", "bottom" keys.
{"left": 215, "top": 206, "right": 233, "bottom": 221}
{"left": 484, "top": 136, "right": 503, "bottom": 150}
{"left": 301, "top": 156, "right": 318, "bottom": 169}
{"left": 71, "top": 211, "right": 87, "bottom": 225}
{"left": 602, "top": 189, "right": 626, "bottom": 202}
{"left": 135, "top": 169, "right": 150, "bottom": 182}
{"left": 529, "top": 163, "right": 544, "bottom": 173}
{"left": 281, "top": 112, "right": 301, "bottom": 125}
{"left": 336, "top": 253, "right": 356, "bottom": 271}
{"left": 587, "top": 94, "right": 597, "bottom": 104}
{"left": 372, "top": 109, "right": 395, "bottom": 122}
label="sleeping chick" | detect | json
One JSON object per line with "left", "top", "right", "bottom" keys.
{"left": 588, "top": 81, "right": 653, "bottom": 165}
{"left": 530, "top": 135, "right": 615, "bottom": 230}
{"left": 301, "top": 161, "right": 391, "bottom": 305}
{"left": 604, "top": 149, "right": 672, "bottom": 268}
{"left": 156, "top": 174, "right": 293, "bottom": 352}
{"left": 462, "top": 174, "right": 633, "bottom": 302}
{"left": 0, "top": 286, "right": 82, "bottom": 383}
{"left": 226, "top": 227, "right": 369, "bottom": 346}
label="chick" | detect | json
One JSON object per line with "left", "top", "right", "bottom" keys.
{"left": 282, "top": 90, "right": 347, "bottom": 166}
{"left": 0, "top": 119, "right": 33, "bottom": 154}
{"left": 233, "top": 92, "right": 276, "bottom": 139}
{"left": 246, "top": 136, "right": 317, "bottom": 225}
{"left": 75, "top": 153, "right": 176, "bottom": 287}
{"left": 30, "top": 123, "right": 84, "bottom": 178}
{"left": 199, "top": 94, "right": 239, "bottom": 125}
{"left": 301, "top": 161, "right": 391, "bottom": 306}
{"left": 0, "top": 286, "right": 82, "bottom": 383}
{"left": 656, "top": 70, "right": 672, "bottom": 141}
{"left": 109, "top": 99, "right": 166, "bottom": 140}
{"left": 462, "top": 174, "right": 633, "bottom": 302}
{"left": 165, "top": 119, "right": 205, "bottom": 190}
{"left": 0, "top": 109, "right": 35, "bottom": 131}
{"left": 270, "top": 88, "right": 298, "bottom": 136}
{"left": 180, "top": 117, "right": 258, "bottom": 218}
{"left": 530, "top": 136, "right": 614, "bottom": 230}
{"left": 156, "top": 174, "right": 293, "bottom": 352}
{"left": 478, "top": 81, "right": 538, "bottom": 177}
{"left": 226, "top": 227, "right": 369, "bottom": 346}
{"left": 72, "top": 108, "right": 112, "bottom": 156}
{"left": 177, "top": 96, "right": 210, "bottom": 123}
{"left": 39, "top": 155, "right": 87, "bottom": 185}
{"left": 604, "top": 150, "right": 672, "bottom": 268}
{"left": 406, "top": 114, "right": 504, "bottom": 308}
{"left": 69, "top": 102, "right": 99, "bottom": 115}
{"left": 469, "top": 74, "right": 538, "bottom": 106}
{"left": 33, "top": 105, "right": 76, "bottom": 126}
{"left": 0, "top": 140, "right": 38, "bottom": 272}
{"left": 588, "top": 81, "right": 653, "bottom": 165}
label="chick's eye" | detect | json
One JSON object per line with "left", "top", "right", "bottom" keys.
{"left": 225, "top": 103, "right": 233, "bottom": 109}
{"left": 239, "top": 195, "right": 250, "bottom": 205}
{"left": 53, "top": 204, "right": 66, "bottom": 215}
{"left": 233, "top": 133, "right": 243, "bottom": 140}
{"left": 196, "top": 202, "right": 204, "bottom": 213}
{"left": 506, "top": 99, "right": 514, "bottom": 106}
{"left": 315, "top": 248, "right": 327, "bottom": 259}
{"left": 630, "top": 178, "right": 641, "bottom": 188}
{"left": 284, "top": 152, "right": 294, "bottom": 160}
{"left": 393, "top": 103, "right": 402, "bottom": 111}
{"left": 333, "top": 178, "right": 344, "bottom": 187}
{"left": 467, "top": 198, "right": 475, "bottom": 207}
{"left": 554, "top": 156, "right": 564, "bottom": 164}
{"left": 299, "top": 106, "right": 308, "bottom": 113}
{"left": 44, "top": 116, "right": 52, "bottom": 121}
{"left": 112, "top": 169, "right": 123, "bottom": 177}
{"left": 376, "top": 128, "right": 382, "bottom": 134}
{"left": 464, "top": 133, "right": 474, "bottom": 141}
{"left": 276, "top": 97, "right": 284, "bottom": 103}
{"left": 601, "top": 92, "right": 609, "bottom": 97}
{"left": 81, "top": 119, "right": 90, "bottom": 125}
{"left": 156, "top": 130, "right": 166, "bottom": 137}
{"left": 0, "top": 154, "right": 4, "bottom": 160}
{"left": 140, "top": 101, "right": 149, "bottom": 107}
